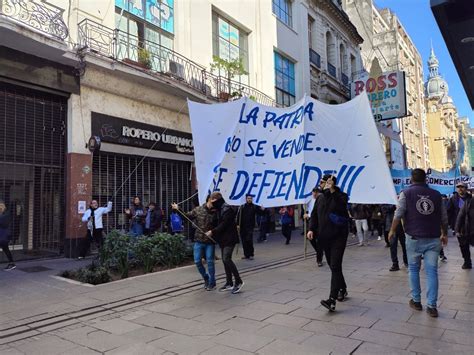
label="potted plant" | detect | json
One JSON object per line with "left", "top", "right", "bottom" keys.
{"left": 137, "top": 47, "right": 152, "bottom": 69}
{"left": 210, "top": 56, "right": 248, "bottom": 101}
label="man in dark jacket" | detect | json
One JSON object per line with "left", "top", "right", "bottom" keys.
{"left": 447, "top": 183, "right": 471, "bottom": 229}
{"left": 237, "top": 195, "right": 257, "bottom": 260}
{"left": 144, "top": 202, "right": 162, "bottom": 235}
{"left": 454, "top": 196, "right": 474, "bottom": 269}
{"left": 206, "top": 192, "right": 244, "bottom": 294}
{"left": 308, "top": 174, "right": 349, "bottom": 312}
{"left": 389, "top": 169, "right": 448, "bottom": 318}
{"left": 350, "top": 203, "right": 371, "bottom": 246}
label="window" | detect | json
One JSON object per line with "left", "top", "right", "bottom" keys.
{"left": 350, "top": 54, "right": 356, "bottom": 77}
{"left": 274, "top": 52, "right": 295, "bottom": 107}
{"left": 273, "top": 0, "right": 292, "bottom": 27}
{"left": 308, "top": 16, "right": 314, "bottom": 49}
{"left": 115, "top": 0, "right": 174, "bottom": 34}
{"left": 212, "top": 13, "right": 249, "bottom": 84}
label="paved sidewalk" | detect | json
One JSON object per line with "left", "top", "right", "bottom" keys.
{"left": 1, "top": 233, "right": 473, "bottom": 354}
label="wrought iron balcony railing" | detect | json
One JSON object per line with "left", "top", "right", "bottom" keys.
{"left": 341, "top": 72, "right": 349, "bottom": 86}
{"left": 78, "top": 19, "right": 276, "bottom": 106}
{"left": 0, "top": 0, "right": 68, "bottom": 40}
{"left": 309, "top": 48, "right": 321, "bottom": 68}
{"left": 327, "top": 62, "right": 337, "bottom": 78}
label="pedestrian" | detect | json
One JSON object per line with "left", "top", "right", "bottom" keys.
{"left": 350, "top": 203, "right": 371, "bottom": 246}
{"left": 171, "top": 199, "right": 217, "bottom": 290}
{"left": 0, "top": 201, "right": 15, "bottom": 271}
{"left": 205, "top": 192, "right": 244, "bottom": 294}
{"left": 454, "top": 194, "right": 474, "bottom": 269}
{"left": 388, "top": 168, "right": 448, "bottom": 318}
{"left": 308, "top": 175, "right": 350, "bottom": 312}
{"left": 257, "top": 207, "right": 269, "bottom": 243}
{"left": 237, "top": 195, "right": 257, "bottom": 260}
{"left": 370, "top": 205, "right": 384, "bottom": 242}
{"left": 304, "top": 187, "right": 324, "bottom": 267}
{"left": 125, "top": 196, "right": 145, "bottom": 237}
{"left": 80, "top": 200, "right": 112, "bottom": 258}
{"left": 448, "top": 183, "right": 471, "bottom": 266}
{"left": 279, "top": 206, "right": 294, "bottom": 245}
{"left": 144, "top": 202, "right": 162, "bottom": 235}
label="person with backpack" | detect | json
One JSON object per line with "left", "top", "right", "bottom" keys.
{"left": 125, "top": 196, "right": 146, "bottom": 237}
{"left": 279, "top": 206, "right": 294, "bottom": 245}
{"left": 144, "top": 202, "right": 162, "bottom": 235}
{"left": 171, "top": 199, "right": 217, "bottom": 290}
{"left": 80, "top": 199, "right": 113, "bottom": 258}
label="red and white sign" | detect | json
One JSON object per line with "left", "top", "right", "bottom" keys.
{"left": 351, "top": 71, "right": 407, "bottom": 121}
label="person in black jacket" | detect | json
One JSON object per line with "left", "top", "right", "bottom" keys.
{"left": 454, "top": 196, "right": 474, "bottom": 269}
{"left": 307, "top": 175, "right": 349, "bottom": 312}
{"left": 205, "top": 192, "right": 244, "bottom": 294}
{"left": 0, "top": 201, "right": 15, "bottom": 270}
{"left": 237, "top": 195, "right": 257, "bottom": 260}
{"left": 144, "top": 202, "right": 163, "bottom": 235}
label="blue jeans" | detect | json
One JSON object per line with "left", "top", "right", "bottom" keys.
{"left": 405, "top": 234, "right": 441, "bottom": 308}
{"left": 130, "top": 223, "right": 144, "bottom": 237}
{"left": 193, "top": 242, "right": 215, "bottom": 286}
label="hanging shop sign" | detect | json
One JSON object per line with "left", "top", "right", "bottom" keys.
{"left": 91, "top": 112, "right": 194, "bottom": 155}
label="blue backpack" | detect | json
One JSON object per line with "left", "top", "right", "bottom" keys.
{"left": 170, "top": 212, "right": 184, "bottom": 233}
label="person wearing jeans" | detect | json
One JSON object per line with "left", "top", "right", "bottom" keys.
{"left": 193, "top": 242, "right": 215, "bottom": 288}
{"left": 389, "top": 169, "right": 448, "bottom": 318}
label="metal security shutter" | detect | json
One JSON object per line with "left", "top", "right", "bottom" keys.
{"left": 0, "top": 82, "right": 66, "bottom": 253}
{"left": 92, "top": 152, "right": 192, "bottom": 235}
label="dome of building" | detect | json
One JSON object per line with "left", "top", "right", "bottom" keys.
{"left": 425, "top": 45, "right": 449, "bottom": 99}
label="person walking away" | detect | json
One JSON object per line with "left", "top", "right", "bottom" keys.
{"left": 279, "top": 206, "right": 294, "bottom": 245}
{"left": 308, "top": 175, "right": 350, "bottom": 312}
{"left": 0, "top": 201, "right": 15, "bottom": 270}
{"left": 454, "top": 195, "right": 474, "bottom": 269}
{"left": 125, "top": 197, "right": 146, "bottom": 237}
{"left": 304, "top": 187, "right": 324, "bottom": 266}
{"left": 257, "top": 207, "right": 269, "bottom": 243}
{"left": 205, "top": 192, "right": 244, "bottom": 294}
{"left": 144, "top": 202, "right": 162, "bottom": 235}
{"left": 389, "top": 168, "right": 448, "bottom": 318}
{"left": 171, "top": 199, "right": 217, "bottom": 290}
{"left": 350, "top": 204, "right": 371, "bottom": 246}
{"left": 237, "top": 195, "right": 257, "bottom": 260}
{"left": 371, "top": 205, "right": 384, "bottom": 242}
{"left": 80, "top": 200, "right": 112, "bottom": 258}
{"left": 448, "top": 183, "right": 471, "bottom": 265}
{"left": 381, "top": 204, "right": 408, "bottom": 271}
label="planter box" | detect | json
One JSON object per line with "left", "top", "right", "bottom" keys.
{"left": 219, "top": 92, "right": 230, "bottom": 101}
{"left": 122, "top": 58, "right": 149, "bottom": 70}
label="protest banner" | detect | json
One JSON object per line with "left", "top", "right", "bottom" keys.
{"left": 188, "top": 93, "right": 398, "bottom": 207}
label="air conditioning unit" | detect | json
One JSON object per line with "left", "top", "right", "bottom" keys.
{"left": 168, "top": 60, "right": 185, "bottom": 80}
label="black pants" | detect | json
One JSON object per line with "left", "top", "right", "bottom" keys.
{"left": 80, "top": 228, "right": 104, "bottom": 258}
{"left": 390, "top": 232, "right": 408, "bottom": 265}
{"left": 321, "top": 235, "right": 347, "bottom": 300}
{"left": 372, "top": 219, "right": 383, "bottom": 237}
{"left": 309, "top": 238, "right": 324, "bottom": 262}
{"left": 258, "top": 222, "right": 268, "bottom": 242}
{"left": 282, "top": 224, "right": 292, "bottom": 242}
{"left": 221, "top": 245, "right": 242, "bottom": 285}
{"left": 458, "top": 236, "right": 471, "bottom": 264}
{"left": 0, "top": 241, "right": 13, "bottom": 263}
{"left": 241, "top": 229, "right": 254, "bottom": 258}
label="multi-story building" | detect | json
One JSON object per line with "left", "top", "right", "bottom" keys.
{"left": 343, "top": 0, "right": 429, "bottom": 170}
{"left": 0, "top": 0, "right": 363, "bottom": 259}
{"left": 425, "top": 46, "right": 469, "bottom": 174}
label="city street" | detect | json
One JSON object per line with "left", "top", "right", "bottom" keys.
{"left": 1, "top": 232, "right": 473, "bottom": 354}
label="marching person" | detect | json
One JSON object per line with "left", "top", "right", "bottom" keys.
{"left": 381, "top": 204, "right": 408, "bottom": 271}
{"left": 125, "top": 196, "right": 146, "bottom": 237}
{"left": 454, "top": 194, "right": 474, "bottom": 269}
{"left": 304, "top": 187, "right": 324, "bottom": 267}
{"left": 279, "top": 205, "right": 294, "bottom": 245}
{"left": 171, "top": 198, "right": 217, "bottom": 290}
{"left": 350, "top": 203, "right": 371, "bottom": 246}
{"left": 389, "top": 168, "right": 448, "bottom": 318}
{"left": 80, "top": 200, "right": 112, "bottom": 258}
{"left": 0, "top": 201, "right": 15, "bottom": 271}
{"left": 237, "top": 195, "right": 257, "bottom": 260}
{"left": 257, "top": 207, "right": 270, "bottom": 243}
{"left": 205, "top": 192, "right": 244, "bottom": 294}
{"left": 144, "top": 202, "right": 162, "bottom": 235}
{"left": 448, "top": 183, "right": 471, "bottom": 267}
{"left": 308, "top": 175, "right": 350, "bottom": 312}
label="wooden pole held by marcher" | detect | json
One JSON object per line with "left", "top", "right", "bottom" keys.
{"left": 303, "top": 206, "right": 308, "bottom": 260}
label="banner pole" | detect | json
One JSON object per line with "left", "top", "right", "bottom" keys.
{"left": 303, "top": 206, "right": 307, "bottom": 260}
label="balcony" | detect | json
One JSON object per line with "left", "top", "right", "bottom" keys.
{"left": 309, "top": 48, "right": 321, "bottom": 68}
{"left": 327, "top": 62, "right": 336, "bottom": 78}
{"left": 0, "top": 0, "right": 68, "bottom": 40}
{"left": 78, "top": 19, "right": 276, "bottom": 106}
{"left": 341, "top": 72, "right": 349, "bottom": 87}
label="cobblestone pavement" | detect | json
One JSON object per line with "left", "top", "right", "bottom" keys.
{"left": 0, "top": 232, "right": 473, "bottom": 354}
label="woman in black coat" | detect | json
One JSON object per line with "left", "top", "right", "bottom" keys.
{"left": 0, "top": 201, "right": 15, "bottom": 270}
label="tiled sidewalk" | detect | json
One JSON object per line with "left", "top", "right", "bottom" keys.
{"left": 0, "top": 233, "right": 473, "bottom": 354}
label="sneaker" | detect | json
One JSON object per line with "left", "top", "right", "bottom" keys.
{"left": 317, "top": 261, "right": 323, "bottom": 267}
{"left": 426, "top": 307, "right": 438, "bottom": 318}
{"left": 389, "top": 264, "right": 400, "bottom": 272}
{"left": 285, "top": 240, "right": 290, "bottom": 245}
{"left": 377, "top": 236, "right": 382, "bottom": 241}
{"left": 320, "top": 298, "right": 336, "bottom": 312}
{"left": 77, "top": 256, "right": 84, "bottom": 260}
{"left": 461, "top": 262, "right": 472, "bottom": 270}
{"left": 206, "top": 283, "right": 216, "bottom": 291}
{"left": 409, "top": 299, "right": 423, "bottom": 311}
{"left": 4, "top": 263, "right": 16, "bottom": 271}
{"left": 241, "top": 256, "right": 248, "bottom": 260}
{"left": 231, "top": 282, "right": 244, "bottom": 294}
{"left": 204, "top": 277, "right": 210, "bottom": 289}
{"left": 385, "top": 243, "right": 390, "bottom": 248}
{"left": 358, "top": 242, "right": 364, "bottom": 247}
{"left": 440, "top": 256, "right": 447, "bottom": 263}
{"left": 219, "top": 284, "right": 234, "bottom": 292}
{"left": 249, "top": 256, "right": 254, "bottom": 260}
{"left": 337, "top": 289, "right": 348, "bottom": 302}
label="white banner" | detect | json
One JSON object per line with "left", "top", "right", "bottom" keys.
{"left": 188, "top": 93, "right": 397, "bottom": 207}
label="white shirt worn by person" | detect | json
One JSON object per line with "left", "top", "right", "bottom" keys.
{"left": 81, "top": 202, "right": 113, "bottom": 230}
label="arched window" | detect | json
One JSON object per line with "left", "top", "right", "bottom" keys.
{"left": 339, "top": 43, "right": 347, "bottom": 74}
{"left": 326, "top": 31, "right": 336, "bottom": 77}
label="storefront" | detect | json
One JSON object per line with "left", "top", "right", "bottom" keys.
{"left": 90, "top": 112, "right": 194, "bottom": 234}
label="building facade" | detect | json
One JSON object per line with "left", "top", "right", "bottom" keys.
{"left": 343, "top": 0, "right": 429, "bottom": 170}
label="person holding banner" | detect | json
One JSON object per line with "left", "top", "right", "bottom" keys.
{"left": 308, "top": 175, "right": 350, "bottom": 312}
